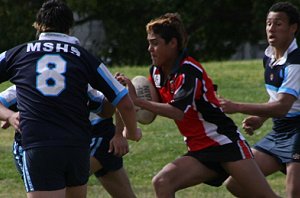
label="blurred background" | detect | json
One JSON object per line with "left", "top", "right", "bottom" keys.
{"left": 0, "top": 0, "right": 300, "bottom": 65}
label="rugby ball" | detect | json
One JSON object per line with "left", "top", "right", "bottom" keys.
{"left": 132, "top": 75, "right": 159, "bottom": 124}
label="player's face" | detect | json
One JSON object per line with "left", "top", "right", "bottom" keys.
{"left": 266, "top": 11, "right": 297, "bottom": 50}
{"left": 147, "top": 32, "right": 177, "bottom": 69}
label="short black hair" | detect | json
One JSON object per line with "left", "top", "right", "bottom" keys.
{"left": 33, "top": 0, "right": 74, "bottom": 33}
{"left": 269, "top": 2, "right": 300, "bottom": 35}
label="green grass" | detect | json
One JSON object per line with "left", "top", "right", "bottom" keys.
{"left": 0, "top": 60, "right": 285, "bottom": 197}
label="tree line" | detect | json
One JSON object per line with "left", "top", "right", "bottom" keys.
{"left": 0, "top": 0, "right": 299, "bottom": 65}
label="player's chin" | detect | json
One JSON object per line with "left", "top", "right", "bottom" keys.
{"left": 151, "top": 57, "right": 159, "bottom": 66}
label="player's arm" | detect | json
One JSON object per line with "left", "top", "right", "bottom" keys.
{"left": 97, "top": 98, "right": 115, "bottom": 118}
{"left": 219, "top": 93, "right": 295, "bottom": 118}
{"left": 108, "top": 110, "right": 129, "bottom": 156}
{"left": 87, "top": 85, "right": 115, "bottom": 118}
{"left": 0, "top": 85, "right": 19, "bottom": 130}
{"left": 115, "top": 94, "right": 142, "bottom": 141}
{"left": 116, "top": 75, "right": 183, "bottom": 120}
{"left": 0, "top": 104, "right": 19, "bottom": 130}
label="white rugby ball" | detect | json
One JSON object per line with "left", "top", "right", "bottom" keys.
{"left": 132, "top": 75, "right": 159, "bottom": 125}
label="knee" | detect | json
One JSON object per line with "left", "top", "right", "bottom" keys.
{"left": 152, "top": 174, "right": 171, "bottom": 191}
{"left": 224, "top": 177, "right": 241, "bottom": 197}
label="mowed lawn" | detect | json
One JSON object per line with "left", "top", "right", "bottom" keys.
{"left": 0, "top": 60, "right": 285, "bottom": 197}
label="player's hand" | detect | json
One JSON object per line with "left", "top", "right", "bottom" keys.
{"left": 219, "top": 97, "right": 239, "bottom": 114}
{"left": 242, "top": 116, "right": 264, "bottom": 136}
{"left": 123, "top": 127, "right": 142, "bottom": 142}
{"left": 115, "top": 74, "right": 138, "bottom": 102}
{"left": 1, "top": 120, "right": 10, "bottom": 129}
{"left": 7, "top": 112, "right": 20, "bottom": 132}
{"left": 114, "top": 72, "right": 126, "bottom": 86}
{"left": 108, "top": 133, "right": 129, "bottom": 157}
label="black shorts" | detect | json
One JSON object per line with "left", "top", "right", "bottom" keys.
{"left": 185, "top": 140, "right": 253, "bottom": 187}
{"left": 90, "top": 125, "right": 123, "bottom": 177}
{"left": 23, "top": 147, "right": 90, "bottom": 192}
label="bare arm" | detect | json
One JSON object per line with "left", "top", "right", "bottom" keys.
{"left": 97, "top": 98, "right": 115, "bottom": 118}
{"left": 219, "top": 93, "right": 295, "bottom": 118}
{"left": 117, "top": 74, "right": 184, "bottom": 120}
{"left": 135, "top": 99, "right": 184, "bottom": 120}
{"left": 0, "top": 103, "right": 20, "bottom": 130}
{"left": 116, "top": 94, "right": 140, "bottom": 141}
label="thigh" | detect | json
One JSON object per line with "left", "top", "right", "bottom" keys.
{"left": 286, "top": 162, "right": 300, "bottom": 190}
{"left": 27, "top": 188, "right": 65, "bottom": 198}
{"left": 223, "top": 158, "right": 275, "bottom": 196}
{"left": 90, "top": 156, "right": 103, "bottom": 175}
{"left": 155, "top": 156, "right": 218, "bottom": 191}
{"left": 252, "top": 148, "right": 282, "bottom": 175}
{"left": 66, "top": 184, "right": 87, "bottom": 198}
{"left": 99, "top": 168, "right": 135, "bottom": 198}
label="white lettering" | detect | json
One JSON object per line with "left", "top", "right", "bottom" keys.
{"left": 26, "top": 42, "right": 80, "bottom": 57}
{"left": 42, "top": 42, "right": 54, "bottom": 52}
{"left": 56, "top": 43, "right": 68, "bottom": 53}
{"left": 27, "top": 43, "right": 41, "bottom": 52}
{"left": 70, "top": 46, "right": 80, "bottom": 56}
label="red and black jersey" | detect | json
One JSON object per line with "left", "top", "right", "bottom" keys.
{"left": 149, "top": 56, "right": 245, "bottom": 151}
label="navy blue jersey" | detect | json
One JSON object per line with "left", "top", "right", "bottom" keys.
{"left": 0, "top": 33, "right": 127, "bottom": 149}
{"left": 263, "top": 39, "right": 300, "bottom": 132}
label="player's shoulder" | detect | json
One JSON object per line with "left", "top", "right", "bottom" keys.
{"left": 180, "top": 56, "right": 205, "bottom": 78}
{"left": 287, "top": 48, "right": 300, "bottom": 65}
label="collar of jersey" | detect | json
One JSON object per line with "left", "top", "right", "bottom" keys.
{"left": 264, "top": 38, "right": 298, "bottom": 67}
{"left": 38, "top": 32, "right": 80, "bottom": 45}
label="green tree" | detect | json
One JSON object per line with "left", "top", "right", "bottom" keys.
{"left": 1, "top": 0, "right": 300, "bottom": 64}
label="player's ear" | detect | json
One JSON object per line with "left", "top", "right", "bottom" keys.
{"left": 290, "top": 23, "right": 298, "bottom": 35}
{"left": 169, "top": 37, "right": 178, "bottom": 50}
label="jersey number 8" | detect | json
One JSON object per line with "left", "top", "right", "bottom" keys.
{"left": 36, "top": 54, "right": 66, "bottom": 96}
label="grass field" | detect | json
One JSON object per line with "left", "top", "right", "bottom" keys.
{"left": 0, "top": 60, "right": 285, "bottom": 197}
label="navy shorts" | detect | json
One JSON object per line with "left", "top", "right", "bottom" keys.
{"left": 254, "top": 129, "right": 300, "bottom": 173}
{"left": 185, "top": 140, "right": 253, "bottom": 187}
{"left": 90, "top": 125, "right": 123, "bottom": 177}
{"left": 23, "top": 147, "right": 90, "bottom": 192}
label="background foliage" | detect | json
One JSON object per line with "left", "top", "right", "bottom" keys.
{"left": 0, "top": 0, "right": 300, "bottom": 64}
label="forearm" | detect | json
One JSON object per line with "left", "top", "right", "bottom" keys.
{"left": 135, "top": 98, "right": 184, "bottom": 120}
{"left": 0, "top": 104, "right": 15, "bottom": 121}
{"left": 114, "top": 109, "right": 124, "bottom": 135}
{"left": 116, "top": 95, "right": 137, "bottom": 134}
{"left": 235, "top": 101, "right": 290, "bottom": 118}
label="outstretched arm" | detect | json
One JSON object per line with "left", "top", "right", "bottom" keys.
{"left": 219, "top": 93, "right": 295, "bottom": 118}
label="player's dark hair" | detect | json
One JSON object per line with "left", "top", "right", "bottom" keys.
{"left": 146, "top": 12, "right": 188, "bottom": 52}
{"left": 33, "top": 0, "right": 74, "bottom": 34}
{"left": 269, "top": 2, "right": 300, "bottom": 36}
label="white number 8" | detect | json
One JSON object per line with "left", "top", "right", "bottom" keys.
{"left": 36, "top": 55, "right": 66, "bottom": 96}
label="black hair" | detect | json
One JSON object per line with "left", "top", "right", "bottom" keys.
{"left": 34, "top": 0, "right": 74, "bottom": 33}
{"left": 269, "top": 2, "right": 300, "bottom": 35}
